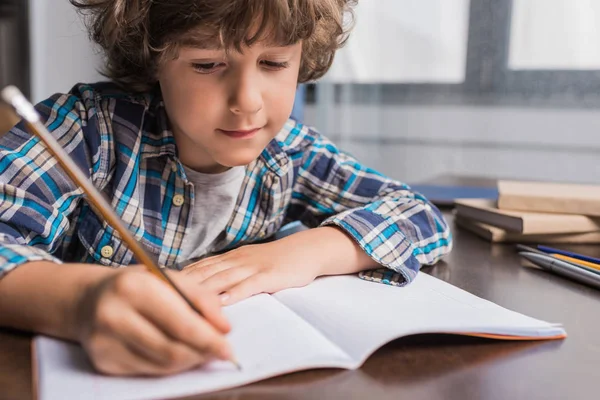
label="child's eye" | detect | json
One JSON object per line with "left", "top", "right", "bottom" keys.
{"left": 260, "top": 60, "right": 289, "bottom": 70}
{"left": 191, "top": 62, "right": 225, "bottom": 74}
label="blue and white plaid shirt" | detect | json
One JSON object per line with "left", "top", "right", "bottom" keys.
{"left": 0, "top": 83, "right": 452, "bottom": 284}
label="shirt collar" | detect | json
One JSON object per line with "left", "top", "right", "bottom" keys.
{"left": 139, "top": 94, "right": 179, "bottom": 160}
{"left": 259, "top": 138, "right": 289, "bottom": 177}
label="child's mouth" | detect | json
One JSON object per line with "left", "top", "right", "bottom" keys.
{"left": 217, "top": 127, "right": 261, "bottom": 139}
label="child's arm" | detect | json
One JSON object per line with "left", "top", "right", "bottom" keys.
{"left": 186, "top": 225, "right": 378, "bottom": 305}
{"left": 286, "top": 126, "right": 453, "bottom": 276}
{"left": 0, "top": 260, "right": 233, "bottom": 375}
{"left": 0, "top": 89, "right": 231, "bottom": 375}
{"left": 0, "top": 90, "right": 100, "bottom": 279}
{"left": 185, "top": 122, "right": 452, "bottom": 304}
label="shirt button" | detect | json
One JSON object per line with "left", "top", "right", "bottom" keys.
{"left": 173, "top": 195, "right": 185, "bottom": 206}
{"left": 100, "top": 245, "right": 114, "bottom": 258}
{"left": 171, "top": 163, "right": 178, "bottom": 172}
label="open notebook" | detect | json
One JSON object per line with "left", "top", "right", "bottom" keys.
{"left": 35, "top": 273, "right": 566, "bottom": 400}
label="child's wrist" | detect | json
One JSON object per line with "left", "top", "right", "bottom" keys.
{"left": 295, "top": 226, "right": 377, "bottom": 277}
{"left": 275, "top": 226, "right": 354, "bottom": 277}
{"left": 0, "top": 261, "right": 118, "bottom": 340}
{"left": 70, "top": 265, "right": 123, "bottom": 340}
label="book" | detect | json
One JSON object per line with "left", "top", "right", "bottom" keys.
{"left": 408, "top": 184, "right": 498, "bottom": 206}
{"left": 35, "top": 274, "right": 566, "bottom": 400}
{"left": 497, "top": 180, "right": 600, "bottom": 216}
{"left": 455, "top": 215, "right": 600, "bottom": 243}
{"left": 454, "top": 199, "right": 600, "bottom": 234}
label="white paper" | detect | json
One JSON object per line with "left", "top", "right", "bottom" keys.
{"left": 36, "top": 274, "right": 566, "bottom": 400}
{"left": 37, "top": 294, "right": 353, "bottom": 400}
{"left": 275, "top": 274, "right": 565, "bottom": 364}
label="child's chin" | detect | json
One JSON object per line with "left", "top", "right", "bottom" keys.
{"left": 217, "top": 150, "right": 262, "bottom": 167}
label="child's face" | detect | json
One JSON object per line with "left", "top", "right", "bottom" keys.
{"left": 158, "top": 40, "right": 302, "bottom": 173}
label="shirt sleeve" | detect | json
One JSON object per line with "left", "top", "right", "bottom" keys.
{"left": 0, "top": 87, "right": 101, "bottom": 279}
{"left": 285, "top": 123, "right": 453, "bottom": 285}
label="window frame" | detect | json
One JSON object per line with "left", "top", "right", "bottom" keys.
{"left": 308, "top": 0, "right": 600, "bottom": 108}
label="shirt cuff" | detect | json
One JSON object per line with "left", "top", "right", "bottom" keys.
{"left": 0, "top": 244, "right": 63, "bottom": 279}
{"left": 321, "top": 208, "right": 421, "bottom": 285}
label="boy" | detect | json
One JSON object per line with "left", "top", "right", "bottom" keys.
{"left": 0, "top": 0, "right": 451, "bottom": 376}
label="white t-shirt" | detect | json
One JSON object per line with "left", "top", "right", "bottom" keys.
{"left": 178, "top": 165, "right": 245, "bottom": 260}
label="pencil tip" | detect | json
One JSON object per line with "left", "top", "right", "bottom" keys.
{"left": 232, "top": 359, "right": 242, "bottom": 371}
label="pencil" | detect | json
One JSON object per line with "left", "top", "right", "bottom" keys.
{"left": 520, "top": 252, "right": 600, "bottom": 290}
{"left": 551, "top": 253, "right": 600, "bottom": 272}
{"left": 1, "top": 86, "right": 241, "bottom": 371}
{"left": 538, "top": 245, "right": 600, "bottom": 265}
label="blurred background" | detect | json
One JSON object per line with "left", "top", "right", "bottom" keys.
{"left": 1, "top": 0, "right": 600, "bottom": 184}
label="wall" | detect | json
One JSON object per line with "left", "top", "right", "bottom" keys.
{"left": 29, "top": 0, "right": 103, "bottom": 103}
{"left": 28, "top": 1, "right": 600, "bottom": 186}
{"left": 304, "top": 104, "right": 600, "bottom": 184}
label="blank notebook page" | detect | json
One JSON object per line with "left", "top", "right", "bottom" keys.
{"left": 35, "top": 273, "right": 566, "bottom": 400}
{"left": 274, "top": 273, "right": 566, "bottom": 363}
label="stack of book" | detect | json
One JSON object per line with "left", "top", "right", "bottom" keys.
{"left": 454, "top": 180, "right": 600, "bottom": 243}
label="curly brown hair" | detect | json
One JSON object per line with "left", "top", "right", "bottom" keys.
{"left": 70, "top": 0, "right": 356, "bottom": 92}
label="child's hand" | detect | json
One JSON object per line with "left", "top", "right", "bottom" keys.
{"left": 184, "top": 226, "right": 380, "bottom": 305}
{"left": 184, "top": 241, "right": 323, "bottom": 305}
{"left": 74, "top": 266, "right": 233, "bottom": 376}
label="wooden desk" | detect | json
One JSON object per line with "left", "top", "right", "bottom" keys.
{"left": 2, "top": 213, "right": 600, "bottom": 400}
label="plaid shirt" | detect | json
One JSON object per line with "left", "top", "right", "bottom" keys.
{"left": 0, "top": 83, "right": 452, "bottom": 284}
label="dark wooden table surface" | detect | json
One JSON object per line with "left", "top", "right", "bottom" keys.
{"left": 2, "top": 213, "right": 600, "bottom": 400}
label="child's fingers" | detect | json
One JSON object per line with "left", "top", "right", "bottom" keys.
{"left": 111, "top": 305, "right": 205, "bottom": 367}
{"left": 220, "top": 273, "right": 275, "bottom": 305}
{"left": 90, "top": 335, "right": 203, "bottom": 376}
{"left": 151, "top": 270, "right": 232, "bottom": 334}
{"left": 131, "top": 277, "right": 233, "bottom": 361}
{"left": 185, "top": 254, "right": 227, "bottom": 272}
{"left": 87, "top": 335, "right": 153, "bottom": 376}
{"left": 185, "top": 261, "right": 233, "bottom": 284}
{"left": 176, "top": 278, "right": 232, "bottom": 334}
{"left": 118, "top": 340, "right": 206, "bottom": 376}
{"left": 199, "top": 266, "right": 256, "bottom": 296}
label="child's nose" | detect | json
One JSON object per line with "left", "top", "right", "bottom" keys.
{"left": 228, "top": 71, "right": 263, "bottom": 115}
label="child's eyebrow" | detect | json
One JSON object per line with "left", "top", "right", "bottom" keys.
{"left": 178, "top": 32, "right": 224, "bottom": 50}
{"left": 183, "top": 43, "right": 296, "bottom": 54}
{"left": 180, "top": 32, "right": 296, "bottom": 52}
